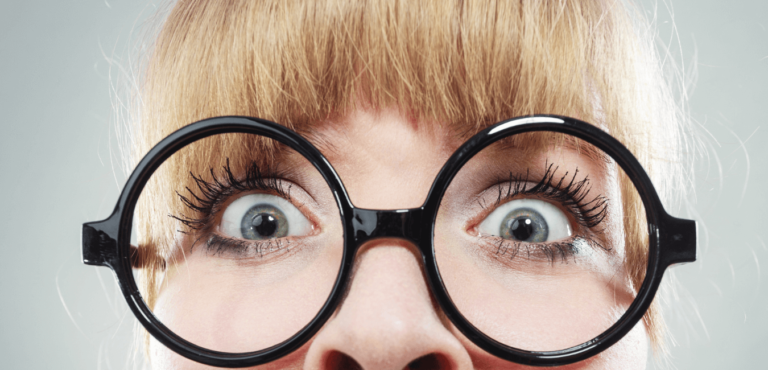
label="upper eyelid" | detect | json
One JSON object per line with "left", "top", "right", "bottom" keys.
{"left": 489, "top": 189, "right": 582, "bottom": 226}
{"left": 470, "top": 187, "right": 573, "bottom": 229}
{"left": 214, "top": 182, "right": 317, "bottom": 229}
{"left": 479, "top": 167, "right": 609, "bottom": 230}
{"left": 170, "top": 159, "right": 317, "bottom": 233}
{"left": 173, "top": 179, "right": 291, "bottom": 232}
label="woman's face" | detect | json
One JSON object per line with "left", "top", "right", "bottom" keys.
{"left": 148, "top": 106, "right": 648, "bottom": 369}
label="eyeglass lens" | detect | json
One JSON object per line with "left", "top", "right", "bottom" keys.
{"left": 131, "top": 133, "right": 344, "bottom": 352}
{"left": 435, "top": 131, "right": 648, "bottom": 351}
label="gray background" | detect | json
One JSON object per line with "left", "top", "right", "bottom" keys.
{"left": 0, "top": 0, "right": 765, "bottom": 369}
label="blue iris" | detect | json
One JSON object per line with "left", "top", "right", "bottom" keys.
{"left": 499, "top": 207, "right": 548, "bottom": 242}
{"left": 240, "top": 204, "right": 289, "bottom": 240}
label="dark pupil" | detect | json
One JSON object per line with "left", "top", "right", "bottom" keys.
{"left": 509, "top": 217, "right": 534, "bottom": 241}
{"left": 250, "top": 213, "right": 278, "bottom": 237}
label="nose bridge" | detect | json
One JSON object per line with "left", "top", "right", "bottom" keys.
{"left": 304, "top": 206, "right": 474, "bottom": 370}
{"left": 351, "top": 207, "right": 426, "bottom": 251}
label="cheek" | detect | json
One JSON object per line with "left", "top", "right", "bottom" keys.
{"left": 438, "top": 246, "right": 636, "bottom": 352}
{"left": 453, "top": 318, "right": 649, "bottom": 369}
{"left": 590, "top": 319, "right": 648, "bottom": 369}
{"left": 150, "top": 336, "right": 200, "bottom": 369}
{"left": 149, "top": 335, "right": 309, "bottom": 370}
{"left": 148, "top": 235, "right": 343, "bottom": 354}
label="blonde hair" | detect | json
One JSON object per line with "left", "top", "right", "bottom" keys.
{"left": 128, "top": 0, "right": 689, "bottom": 357}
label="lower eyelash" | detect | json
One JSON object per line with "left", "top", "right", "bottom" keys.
{"left": 488, "top": 235, "right": 610, "bottom": 264}
{"left": 203, "top": 234, "right": 293, "bottom": 258}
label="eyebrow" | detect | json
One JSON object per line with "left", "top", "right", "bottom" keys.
{"left": 561, "top": 138, "right": 614, "bottom": 167}
{"left": 293, "top": 119, "right": 614, "bottom": 171}
{"left": 485, "top": 133, "right": 614, "bottom": 170}
{"left": 299, "top": 129, "right": 343, "bottom": 163}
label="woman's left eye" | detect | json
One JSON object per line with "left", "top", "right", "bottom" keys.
{"left": 478, "top": 199, "right": 572, "bottom": 242}
{"left": 220, "top": 193, "right": 311, "bottom": 240}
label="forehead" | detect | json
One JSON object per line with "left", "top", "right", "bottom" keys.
{"left": 296, "top": 115, "right": 613, "bottom": 173}
{"left": 486, "top": 131, "right": 614, "bottom": 169}
{"left": 184, "top": 110, "right": 613, "bottom": 181}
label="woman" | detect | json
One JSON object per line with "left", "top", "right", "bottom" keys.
{"left": 84, "top": 0, "right": 695, "bottom": 368}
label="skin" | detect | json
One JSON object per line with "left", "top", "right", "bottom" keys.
{"left": 149, "top": 105, "right": 649, "bottom": 369}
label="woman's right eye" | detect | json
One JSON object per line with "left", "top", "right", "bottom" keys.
{"left": 219, "top": 193, "right": 312, "bottom": 240}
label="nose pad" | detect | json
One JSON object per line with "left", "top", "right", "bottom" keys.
{"left": 303, "top": 238, "right": 472, "bottom": 370}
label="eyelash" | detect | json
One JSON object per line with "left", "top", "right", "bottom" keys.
{"left": 170, "top": 159, "right": 608, "bottom": 261}
{"left": 170, "top": 158, "right": 292, "bottom": 234}
{"left": 489, "top": 235, "right": 610, "bottom": 264}
{"left": 203, "top": 234, "right": 292, "bottom": 258}
{"left": 482, "top": 162, "right": 609, "bottom": 229}
{"left": 477, "top": 162, "right": 611, "bottom": 263}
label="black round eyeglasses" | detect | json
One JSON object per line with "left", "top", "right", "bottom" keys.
{"left": 82, "top": 115, "right": 696, "bottom": 367}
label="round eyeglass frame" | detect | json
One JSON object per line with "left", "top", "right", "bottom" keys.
{"left": 82, "top": 114, "right": 696, "bottom": 367}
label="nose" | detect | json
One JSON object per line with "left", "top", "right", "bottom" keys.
{"left": 303, "top": 238, "right": 473, "bottom": 370}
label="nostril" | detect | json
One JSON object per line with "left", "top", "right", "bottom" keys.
{"left": 324, "top": 351, "right": 448, "bottom": 370}
{"left": 407, "top": 354, "right": 445, "bottom": 370}
{"left": 325, "top": 350, "right": 363, "bottom": 370}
